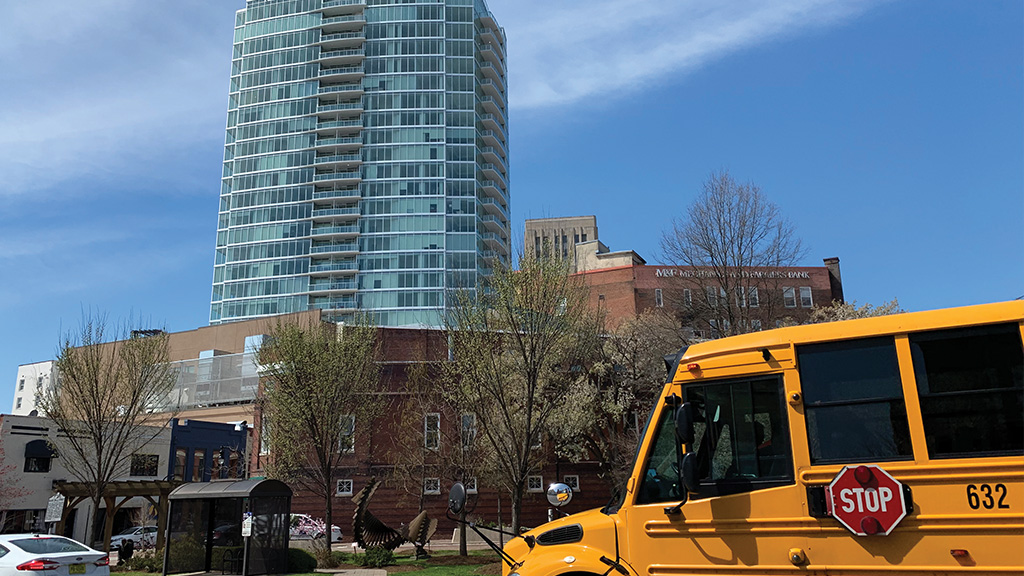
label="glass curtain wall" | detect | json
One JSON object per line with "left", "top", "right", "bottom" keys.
{"left": 210, "top": 0, "right": 509, "bottom": 327}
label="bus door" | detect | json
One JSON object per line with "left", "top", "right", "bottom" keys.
{"left": 625, "top": 374, "right": 805, "bottom": 575}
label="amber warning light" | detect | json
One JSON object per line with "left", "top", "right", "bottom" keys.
{"left": 686, "top": 363, "right": 700, "bottom": 371}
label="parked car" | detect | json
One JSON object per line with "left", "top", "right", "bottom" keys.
{"left": 211, "top": 524, "right": 242, "bottom": 547}
{"left": 0, "top": 534, "right": 109, "bottom": 576}
{"left": 288, "top": 514, "right": 342, "bottom": 542}
{"left": 109, "top": 526, "right": 157, "bottom": 550}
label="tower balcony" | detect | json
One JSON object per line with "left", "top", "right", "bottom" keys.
{"left": 308, "top": 277, "right": 358, "bottom": 293}
{"left": 309, "top": 259, "right": 359, "bottom": 275}
{"left": 478, "top": 146, "right": 506, "bottom": 167}
{"left": 477, "top": 42, "right": 504, "bottom": 68}
{"left": 477, "top": 62, "right": 505, "bottom": 87}
{"left": 477, "top": 79, "right": 504, "bottom": 100}
{"left": 319, "top": 31, "right": 366, "bottom": 49}
{"left": 310, "top": 224, "right": 360, "bottom": 240}
{"left": 321, "top": 15, "right": 366, "bottom": 33}
{"left": 316, "top": 103, "right": 363, "bottom": 121}
{"left": 313, "top": 153, "right": 362, "bottom": 170}
{"left": 480, "top": 232, "right": 508, "bottom": 252}
{"left": 478, "top": 11, "right": 499, "bottom": 31}
{"left": 310, "top": 241, "right": 359, "bottom": 256}
{"left": 310, "top": 296, "right": 358, "bottom": 311}
{"left": 318, "top": 83, "right": 364, "bottom": 98}
{"left": 478, "top": 27, "right": 503, "bottom": 50}
{"left": 319, "top": 65, "right": 363, "bottom": 83}
{"left": 313, "top": 188, "right": 361, "bottom": 201}
{"left": 479, "top": 163, "right": 507, "bottom": 188}
{"left": 316, "top": 118, "right": 363, "bottom": 135}
{"left": 320, "top": 47, "right": 365, "bottom": 67}
{"left": 311, "top": 206, "right": 360, "bottom": 221}
{"left": 477, "top": 197, "right": 509, "bottom": 221}
{"left": 477, "top": 130, "right": 506, "bottom": 153}
{"left": 477, "top": 214, "right": 507, "bottom": 234}
{"left": 479, "top": 114, "right": 506, "bottom": 138}
{"left": 321, "top": 0, "right": 366, "bottom": 17}
{"left": 478, "top": 180, "right": 509, "bottom": 207}
{"left": 313, "top": 170, "right": 362, "bottom": 186}
{"left": 478, "top": 95, "right": 505, "bottom": 116}
{"left": 315, "top": 136, "right": 362, "bottom": 153}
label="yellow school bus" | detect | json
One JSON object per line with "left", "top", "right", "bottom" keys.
{"left": 500, "top": 301, "right": 1024, "bottom": 575}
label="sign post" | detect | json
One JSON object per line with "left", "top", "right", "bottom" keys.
{"left": 826, "top": 465, "right": 907, "bottom": 536}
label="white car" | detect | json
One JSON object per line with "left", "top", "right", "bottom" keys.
{"left": 0, "top": 534, "right": 109, "bottom": 576}
{"left": 288, "top": 514, "right": 342, "bottom": 542}
{"left": 109, "top": 526, "right": 157, "bottom": 549}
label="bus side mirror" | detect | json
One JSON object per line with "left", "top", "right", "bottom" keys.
{"left": 448, "top": 482, "right": 467, "bottom": 514}
{"left": 546, "top": 483, "right": 573, "bottom": 508}
{"left": 681, "top": 453, "right": 700, "bottom": 493}
{"left": 675, "top": 402, "right": 694, "bottom": 445}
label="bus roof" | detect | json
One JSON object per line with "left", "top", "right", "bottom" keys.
{"left": 679, "top": 300, "right": 1024, "bottom": 365}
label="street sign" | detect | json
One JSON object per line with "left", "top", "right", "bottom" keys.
{"left": 44, "top": 495, "right": 65, "bottom": 523}
{"left": 826, "top": 464, "right": 907, "bottom": 536}
{"left": 241, "top": 512, "right": 253, "bottom": 538}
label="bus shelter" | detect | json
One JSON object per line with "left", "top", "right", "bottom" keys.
{"left": 162, "top": 479, "right": 291, "bottom": 576}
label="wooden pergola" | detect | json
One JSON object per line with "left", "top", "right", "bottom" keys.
{"left": 52, "top": 480, "right": 180, "bottom": 552}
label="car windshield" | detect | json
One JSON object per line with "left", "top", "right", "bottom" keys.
{"left": 117, "top": 528, "right": 139, "bottom": 535}
{"left": 11, "top": 537, "right": 89, "bottom": 554}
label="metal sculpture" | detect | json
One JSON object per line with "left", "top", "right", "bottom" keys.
{"left": 351, "top": 477, "right": 437, "bottom": 556}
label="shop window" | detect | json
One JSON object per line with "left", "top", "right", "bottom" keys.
{"left": 910, "top": 323, "right": 1023, "bottom": 458}
{"left": 798, "top": 337, "right": 912, "bottom": 464}
{"left": 130, "top": 454, "right": 160, "bottom": 477}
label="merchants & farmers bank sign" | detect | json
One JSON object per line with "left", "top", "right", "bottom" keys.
{"left": 654, "top": 268, "right": 811, "bottom": 279}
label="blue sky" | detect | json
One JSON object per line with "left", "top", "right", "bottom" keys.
{"left": 1, "top": 0, "right": 1021, "bottom": 407}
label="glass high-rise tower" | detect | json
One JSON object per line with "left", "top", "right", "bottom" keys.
{"left": 210, "top": 0, "right": 509, "bottom": 327}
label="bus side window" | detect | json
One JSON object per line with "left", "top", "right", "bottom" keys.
{"left": 910, "top": 323, "right": 1024, "bottom": 458}
{"left": 797, "top": 337, "right": 913, "bottom": 464}
{"left": 685, "top": 376, "right": 792, "bottom": 499}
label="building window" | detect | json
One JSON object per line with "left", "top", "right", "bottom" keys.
{"left": 534, "top": 236, "right": 540, "bottom": 256}
{"left": 461, "top": 413, "right": 477, "bottom": 450}
{"left": 130, "top": 454, "right": 160, "bottom": 477}
{"left": 465, "top": 477, "right": 478, "bottom": 494}
{"left": 16, "top": 398, "right": 22, "bottom": 409}
{"left": 259, "top": 418, "right": 270, "bottom": 455}
{"left": 684, "top": 289, "right": 692, "bottom": 307}
{"left": 18, "top": 379, "right": 24, "bottom": 391}
{"left": 655, "top": 289, "right": 663, "bottom": 308}
{"left": 527, "top": 475, "right": 543, "bottom": 493}
{"left": 782, "top": 287, "right": 796, "bottom": 308}
{"left": 751, "top": 319, "right": 763, "bottom": 331}
{"left": 799, "top": 286, "right": 813, "bottom": 308}
{"left": 336, "top": 479, "right": 354, "bottom": 497}
{"left": 563, "top": 475, "right": 580, "bottom": 492}
{"left": 749, "top": 287, "right": 759, "bottom": 308}
{"left": 581, "top": 233, "right": 587, "bottom": 242}
{"left": 423, "top": 478, "right": 441, "bottom": 495}
{"left": 24, "top": 457, "right": 50, "bottom": 473}
{"left": 37, "top": 376, "right": 43, "bottom": 388}
{"left": 424, "top": 413, "right": 440, "bottom": 450}
{"left": 598, "top": 294, "right": 605, "bottom": 301}
{"left": 174, "top": 447, "right": 187, "bottom": 480}
{"left": 706, "top": 286, "right": 718, "bottom": 307}
{"left": 339, "top": 414, "right": 355, "bottom": 454}
{"left": 192, "top": 449, "right": 206, "bottom": 481}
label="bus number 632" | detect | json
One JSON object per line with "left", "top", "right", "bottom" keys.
{"left": 967, "top": 484, "right": 1010, "bottom": 510}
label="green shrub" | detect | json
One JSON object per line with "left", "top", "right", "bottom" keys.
{"left": 330, "top": 550, "right": 354, "bottom": 565}
{"left": 125, "top": 549, "right": 164, "bottom": 573}
{"left": 359, "top": 547, "right": 394, "bottom": 568}
{"left": 287, "top": 547, "right": 317, "bottom": 573}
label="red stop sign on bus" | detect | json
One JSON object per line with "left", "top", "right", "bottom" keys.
{"left": 826, "top": 465, "right": 907, "bottom": 536}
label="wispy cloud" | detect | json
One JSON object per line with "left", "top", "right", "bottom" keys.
{"left": 489, "top": 0, "right": 882, "bottom": 110}
{"left": 0, "top": 1, "right": 235, "bottom": 198}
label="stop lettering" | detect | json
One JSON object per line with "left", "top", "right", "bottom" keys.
{"left": 826, "top": 465, "right": 907, "bottom": 536}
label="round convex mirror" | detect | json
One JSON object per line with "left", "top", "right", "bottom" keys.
{"left": 448, "top": 482, "right": 467, "bottom": 514}
{"left": 546, "top": 483, "right": 573, "bottom": 507}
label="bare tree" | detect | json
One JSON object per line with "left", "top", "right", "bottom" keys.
{"left": 387, "top": 361, "right": 486, "bottom": 555}
{"left": 808, "top": 298, "right": 903, "bottom": 323}
{"left": 443, "top": 254, "right": 601, "bottom": 533}
{"left": 37, "top": 314, "right": 177, "bottom": 550}
{"left": 550, "top": 310, "right": 683, "bottom": 498}
{"left": 661, "top": 170, "right": 805, "bottom": 337}
{"left": 255, "top": 316, "right": 382, "bottom": 563}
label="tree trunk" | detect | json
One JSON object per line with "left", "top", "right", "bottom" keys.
{"left": 510, "top": 486, "right": 523, "bottom": 535}
{"left": 458, "top": 508, "right": 467, "bottom": 556}
{"left": 88, "top": 497, "right": 102, "bottom": 550}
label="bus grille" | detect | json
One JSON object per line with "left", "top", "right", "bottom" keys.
{"left": 537, "top": 524, "right": 583, "bottom": 545}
